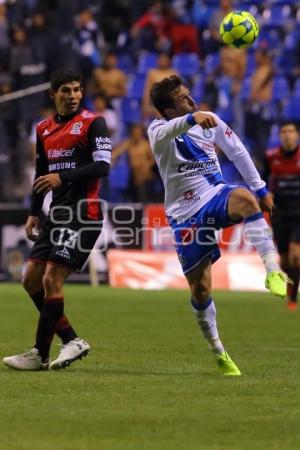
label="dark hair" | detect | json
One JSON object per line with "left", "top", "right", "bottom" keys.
{"left": 150, "top": 75, "right": 183, "bottom": 118}
{"left": 50, "top": 69, "right": 82, "bottom": 91}
{"left": 279, "top": 120, "right": 299, "bottom": 131}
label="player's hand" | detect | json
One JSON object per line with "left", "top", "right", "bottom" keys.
{"left": 33, "top": 174, "right": 62, "bottom": 194}
{"left": 193, "top": 112, "right": 218, "bottom": 129}
{"left": 25, "top": 215, "right": 40, "bottom": 241}
{"left": 259, "top": 192, "right": 274, "bottom": 215}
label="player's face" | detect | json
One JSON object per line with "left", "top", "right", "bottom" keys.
{"left": 169, "top": 85, "right": 197, "bottom": 117}
{"left": 51, "top": 81, "right": 83, "bottom": 115}
{"left": 280, "top": 125, "right": 299, "bottom": 151}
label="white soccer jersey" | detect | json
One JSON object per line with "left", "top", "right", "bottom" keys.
{"left": 147, "top": 112, "right": 266, "bottom": 220}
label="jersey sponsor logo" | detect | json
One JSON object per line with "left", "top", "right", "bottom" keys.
{"left": 48, "top": 147, "right": 75, "bottom": 159}
{"left": 95, "top": 136, "right": 111, "bottom": 150}
{"left": 203, "top": 129, "right": 213, "bottom": 139}
{"left": 42, "top": 128, "right": 50, "bottom": 136}
{"left": 201, "top": 142, "right": 214, "bottom": 151}
{"left": 49, "top": 162, "right": 76, "bottom": 171}
{"left": 70, "top": 122, "right": 83, "bottom": 135}
{"left": 81, "top": 111, "right": 95, "bottom": 119}
{"left": 225, "top": 126, "right": 233, "bottom": 138}
{"left": 178, "top": 158, "right": 219, "bottom": 177}
{"left": 92, "top": 149, "right": 111, "bottom": 163}
{"left": 179, "top": 190, "right": 201, "bottom": 206}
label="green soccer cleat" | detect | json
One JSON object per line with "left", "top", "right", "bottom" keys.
{"left": 216, "top": 352, "right": 241, "bottom": 376}
{"left": 265, "top": 271, "right": 288, "bottom": 299}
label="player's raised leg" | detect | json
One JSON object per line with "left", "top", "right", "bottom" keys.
{"left": 227, "top": 188, "right": 288, "bottom": 298}
{"left": 186, "top": 259, "right": 241, "bottom": 376}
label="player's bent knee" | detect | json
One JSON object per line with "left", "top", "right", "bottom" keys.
{"left": 237, "top": 191, "right": 259, "bottom": 217}
{"left": 190, "top": 281, "right": 211, "bottom": 303}
{"left": 42, "top": 273, "right": 62, "bottom": 295}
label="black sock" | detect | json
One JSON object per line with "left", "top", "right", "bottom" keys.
{"left": 287, "top": 268, "right": 300, "bottom": 302}
{"left": 35, "top": 296, "right": 64, "bottom": 361}
{"left": 30, "top": 290, "right": 44, "bottom": 311}
{"left": 56, "top": 315, "right": 78, "bottom": 344}
{"left": 30, "top": 291, "right": 77, "bottom": 344}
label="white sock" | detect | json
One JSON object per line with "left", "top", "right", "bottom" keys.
{"left": 244, "top": 214, "right": 280, "bottom": 273}
{"left": 191, "top": 298, "right": 225, "bottom": 354}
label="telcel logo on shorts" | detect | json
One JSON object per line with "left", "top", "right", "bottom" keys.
{"left": 48, "top": 147, "right": 75, "bottom": 159}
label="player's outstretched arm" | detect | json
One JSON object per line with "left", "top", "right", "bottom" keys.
{"left": 214, "top": 114, "right": 267, "bottom": 195}
{"left": 148, "top": 112, "right": 217, "bottom": 143}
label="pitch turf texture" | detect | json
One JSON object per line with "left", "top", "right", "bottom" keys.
{"left": 0, "top": 284, "right": 300, "bottom": 450}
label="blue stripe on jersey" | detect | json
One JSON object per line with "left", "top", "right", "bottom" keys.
{"left": 175, "top": 133, "right": 224, "bottom": 186}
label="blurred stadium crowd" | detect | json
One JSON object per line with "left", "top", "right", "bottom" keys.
{"left": 0, "top": 0, "right": 300, "bottom": 204}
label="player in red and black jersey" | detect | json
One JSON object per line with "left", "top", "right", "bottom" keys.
{"left": 3, "top": 69, "right": 111, "bottom": 371}
{"left": 264, "top": 121, "right": 300, "bottom": 310}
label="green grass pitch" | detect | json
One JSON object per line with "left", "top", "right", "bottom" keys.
{"left": 0, "top": 283, "right": 300, "bottom": 450}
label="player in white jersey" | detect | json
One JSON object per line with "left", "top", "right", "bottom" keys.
{"left": 147, "top": 75, "right": 288, "bottom": 376}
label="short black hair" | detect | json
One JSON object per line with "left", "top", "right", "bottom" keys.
{"left": 279, "top": 120, "right": 299, "bottom": 131}
{"left": 150, "top": 75, "right": 183, "bottom": 118}
{"left": 50, "top": 69, "right": 82, "bottom": 91}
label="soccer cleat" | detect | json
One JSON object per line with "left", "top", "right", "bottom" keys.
{"left": 50, "top": 338, "right": 90, "bottom": 370}
{"left": 265, "top": 271, "right": 288, "bottom": 299}
{"left": 216, "top": 351, "right": 241, "bottom": 376}
{"left": 3, "top": 348, "right": 49, "bottom": 371}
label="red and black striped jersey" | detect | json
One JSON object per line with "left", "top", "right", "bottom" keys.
{"left": 264, "top": 146, "right": 300, "bottom": 215}
{"left": 30, "top": 108, "right": 111, "bottom": 221}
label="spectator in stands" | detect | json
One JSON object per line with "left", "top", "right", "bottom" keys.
{"left": 112, "top": 123, "right": 159, "bottom": 202}
{"left": 245, "top": 48, "right": 275, "bottom": 165}
{"left": 92, "top": 92, "right": 118, "bottom": 145}
{"left": 27, "top": 12, "right": 53, "bottom": 73}
{"left": 142, "top": 52, "right": 178, "bottom": 120}
{"left": 130, "top": 0, "right": 175, "bottom": 55}
{"left": 9, "top": 25, "right": 47, "bottom": 125}
{"left": 100, "top": 0, "right": 133, "bottom": 48}
{"left": 93, "top": 52, "right": 127, "bottom": 99}
{"left": 72, "top": 9, "right": 104, "bottom": 79}
{"left": 205, "top": 0, "right": 232, "bottom": 54}
{"left": 0, "top": 2, "right": 9, "bottom": 62}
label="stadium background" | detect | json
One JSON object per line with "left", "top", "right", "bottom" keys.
{"left": 0, "top": 0, "right": 299, "bottom": 287}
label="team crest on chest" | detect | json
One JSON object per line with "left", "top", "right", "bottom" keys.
{"left": 203, "top": 129, "right": 212, "bottom": 139}
{"left": 70, "top": 122, "right": 83, "bottom": 135}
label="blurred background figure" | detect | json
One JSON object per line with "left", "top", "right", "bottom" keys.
{"left": 93, "top": 52, "right": 127, "bottom": 100}
{"left": 111, "top": 123, "right": 161, "bottom": 203}
{"left": 73, "top": 8, "right": 104, "bottom": 79}
{"left": 92, "top": 92, "right": 118, "bottom": 146}
{"left": 130, "top": 1, "right": 175, "bottom": 55}
{"left": 142, "top": 52, "right": 178, "bottom": 119}
{"left": 264, "top": 121, "right": 300, "bottom": 310}
{"left": 245, "top": 48, "right": 275, "bottom": 166}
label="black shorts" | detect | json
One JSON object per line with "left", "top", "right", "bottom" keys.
{"left": 29, "top": 218, "right": 102, "bottom": 271}
{"left": 271, "top": 214, "right": 300, "bottom": 254}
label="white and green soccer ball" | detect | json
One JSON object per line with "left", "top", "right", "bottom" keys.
{"left": 220, "top": 11, "right": 260, "bottom": 48}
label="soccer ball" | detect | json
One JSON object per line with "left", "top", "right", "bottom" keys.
{"left": 220, "top": 11, "right": 259, "bottom": 48}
